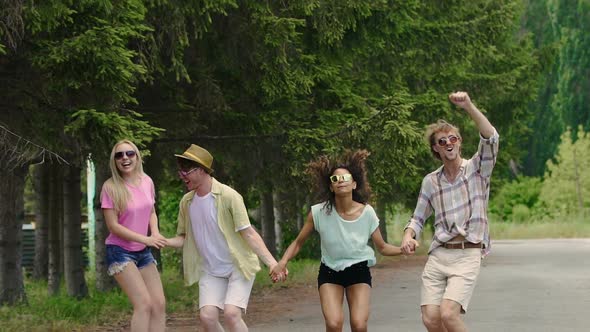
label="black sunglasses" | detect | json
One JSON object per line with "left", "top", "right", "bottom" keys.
{"left": 437, "top": 135, "right": 459, "bottom": 147}
{"left": 114, "top": 150, "right": 137, "bottom": 160}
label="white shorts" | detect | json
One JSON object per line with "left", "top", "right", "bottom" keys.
{"left": 198, "top": 269, "right": 255, "bottom": 311}
{"left": 421, "top": 247, "right": 482, "bottom": 313}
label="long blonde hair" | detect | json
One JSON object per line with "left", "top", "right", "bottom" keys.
{"left": 103, "top": 140, "right": 145, "bottom": 213}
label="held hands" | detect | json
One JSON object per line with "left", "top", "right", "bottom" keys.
{"left": 449, "top": 91, "right": 473, "bottom": 110}
{"left": 145, "top": 233, "right": 168, "bottom": 249}
{"left": 401, "top": 236, "right": 420, "bottom": 255}
{"left": 269, "top": 261, "right": 289, "bottom": 283}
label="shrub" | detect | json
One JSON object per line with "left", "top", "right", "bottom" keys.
{"left": 157, "top": 184, "right": 185, "bottom": 271}
{"left": 511, "top": 204, "right": 530, "bottom": 223}
{"left": 489, "top": 176, "right": 542, "bottom": 222}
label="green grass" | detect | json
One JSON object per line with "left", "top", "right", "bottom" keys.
{"left": 490, "top": 214, "right": 590, "bottom": 239}
{"left": 386, "top": 210, "right": 590, "bottom": 241}
{"left": 2, "top": 215, "right": 589, "bottom": 331}
{"left": 0, "top": 270, "right": 197, "bottom": 332}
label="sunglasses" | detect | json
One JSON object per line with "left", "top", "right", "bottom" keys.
{"left": 437, "top": 135, "right": 459, "bottom": 147}
{"left": 329, "top": 174, "right": 353, "bottom": 183}
{"left": 114, "top": 150, "right": 137, "bottom": 160}
{"left": 178, "top": 168, "right": 198, "bottom": 177}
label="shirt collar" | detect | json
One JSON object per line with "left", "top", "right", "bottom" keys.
{"left": 184, "top": 177, "right": 221, "bottom": 202}
{"left": 211, "top": 178, "right": 222, "bottom": 195}
{"left": 436, "top": 159, "right": 467, "bottom": 179}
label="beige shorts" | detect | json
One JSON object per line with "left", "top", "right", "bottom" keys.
{"left": 421, "top": 247, "right": 482, "bottom": 313}
{"left": 198, "top": 269, "right": 255, "bottom": 311}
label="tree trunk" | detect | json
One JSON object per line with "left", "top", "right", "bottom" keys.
{"left": 297, "top": 195, "right": 310, "bottom": 230}
{"left": 94, "top": 162, "right": 114, "bottom": 291}
{"left": 376, "top": 196, "right": 388, "bottom": 242}
{"left": 151, "top": 204, "right": 162, "bottom": 271}
{"left": 260, "top": 188, "right": 277, "bottom": 257}
{"left": 47, "top": 165, "right": 63, "bottom": 296}
{"left": 63, "top": 164, "right": 88, "bottom": 299}
{"left": 272, "top": 191, "right": 283, "bottom": 253}
{"left": 0, "top": 165, "right": 28, "bottom": 305}
{"left": 32, "top": 164, "right": 49, "bottom": 280}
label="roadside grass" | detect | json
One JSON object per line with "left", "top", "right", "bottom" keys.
{"left": 0, "top": 260, "right": 318, "bottom": 331}
{"left": 490, "top": 214, "right": 590, "bottom": 239}
{"left": 0, "top": 270, "right": 197, "bottom": 332}
{"left": 386, "top": 210, "right": 590, "bottom": 242}
{"left": 2, "top": 215, "right": 589, "bottom": 331}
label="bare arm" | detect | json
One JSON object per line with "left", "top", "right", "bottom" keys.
{"left": 165, "top": 235, "right": 185, "bottom": 248}
{"left": 239, "top": 226, "right": 279, "bottom": 269}
{"left": 148, "top": 208, "right": 166, "bottom": 242}
{"left": 371, "top": 228, "right": 404, "bottom": 256}
{"left": 103, "top": 208, "right": 167, "bottom": 249}
{"left": 449, "top": 91, "right": 495, "bottom": 138}
{"left": 270, "top": 212, "right": 315, "bottom": 279}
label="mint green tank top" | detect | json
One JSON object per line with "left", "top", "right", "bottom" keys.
{"left": 312, "top": 202, "right": 380, "bottom": 271}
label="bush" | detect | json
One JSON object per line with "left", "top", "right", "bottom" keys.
{"left": 511, "top": 204, "right": 530, "bottom": 223}
{"left": 157, "top": 184, "right": 186, "bottom": 271}
{"left": 489, "top": 176, "right": 542, "bottom": 222}
{"left": 279, "top": 220, "right": 321, "bottom": 260}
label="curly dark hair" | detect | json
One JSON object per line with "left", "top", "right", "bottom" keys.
{"left": 306, "top": 149, "right": 372, "bottom": 214}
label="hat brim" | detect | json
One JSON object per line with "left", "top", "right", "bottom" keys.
{"left": 174, "top": 154, "right": 213, "bottom": 173}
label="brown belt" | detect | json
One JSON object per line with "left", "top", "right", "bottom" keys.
{"left": 442, "top": 241, "right": 482, "bottom": 249}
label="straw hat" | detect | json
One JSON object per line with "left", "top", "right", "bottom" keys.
{"left": 174, "top": 144, "right": 214, "bottom": 173}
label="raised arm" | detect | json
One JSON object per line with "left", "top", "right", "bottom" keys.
{"left": 449, "top": 91, "right": 495, "bottom": 138}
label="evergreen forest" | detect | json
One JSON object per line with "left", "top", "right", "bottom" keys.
{"left": 0, "top": 0, "right": 589, "bottom": 310}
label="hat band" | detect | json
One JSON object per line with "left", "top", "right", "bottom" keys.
{"left": 184, "top": 151, "right": 209, "bottom": 168}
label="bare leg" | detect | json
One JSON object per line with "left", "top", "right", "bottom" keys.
{"left": 200, "top": 305, "right": 224, "bottom": 332}
{"left": 224, "top": 304, "right": 247, "bottom": 332}
{"left": 113, "top": 264, "right": 153, "bottom": 332}
{"left": 421, "top": 305, "right": 448, "bottom": 332}
{"left": 139, "top": 264, "right": 166, "bottom": 332}
{"left": 440, "top": 299, "right": 466, "bottom": 332}
{"left": 345, "top": 283, "right": 371, "bottom": 332}
{"left": 319, "top": 283, "right": 345, "bottom": 332}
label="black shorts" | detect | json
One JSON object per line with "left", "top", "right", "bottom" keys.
{"left": 317, "top": 261, "right": 372, "bottom": 288}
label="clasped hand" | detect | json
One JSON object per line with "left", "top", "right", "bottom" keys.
{"left": 401, "top": 237, "right": 420, "bottom": 255}
{"left": 145, "top": 233, "right": 168, "bottom": 249}
{"left": 269, "top": 262, "right": 288, "bottom": 283}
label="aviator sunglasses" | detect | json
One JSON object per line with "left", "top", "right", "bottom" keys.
{"left": 437, "top": 135, "right": 459, "bottom": 147}
{"left": 114, "top": 150, "right": 137, "bottom": 160}
{"left": 329, "top": 174, "right": 353, "bottom": 183}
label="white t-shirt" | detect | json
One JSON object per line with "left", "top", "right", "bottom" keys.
{"left": 190, "top": 192, "right": 234, "bottom": 277}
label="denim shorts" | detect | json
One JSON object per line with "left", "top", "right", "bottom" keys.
{"left": 105, "top": 245, "right": 156, "bottom": 276}
{"left": 317, "top": 261, "right": 372, "bottom": 288}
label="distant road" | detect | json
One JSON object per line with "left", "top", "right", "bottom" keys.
{"left": 251, "top": 239, "right": 590, "bottom": 332}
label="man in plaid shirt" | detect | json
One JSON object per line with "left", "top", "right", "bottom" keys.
{"left": 401, "top": 91, "right": 499, "bottom": 332}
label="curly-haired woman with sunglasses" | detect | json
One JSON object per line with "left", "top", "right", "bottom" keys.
{"left": 271, "top": 149, "right": 417, "bottom": 332}
{"left": 100, "top": 140, "right": 167, "bottom": 332}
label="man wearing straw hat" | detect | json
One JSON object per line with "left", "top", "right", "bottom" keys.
{"left": 165, "top": 144, "right": 285, "bottom": 332}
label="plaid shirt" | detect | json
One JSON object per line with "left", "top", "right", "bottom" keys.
{"left": 405, "top": 129, "right": 499, "bottom": 256}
